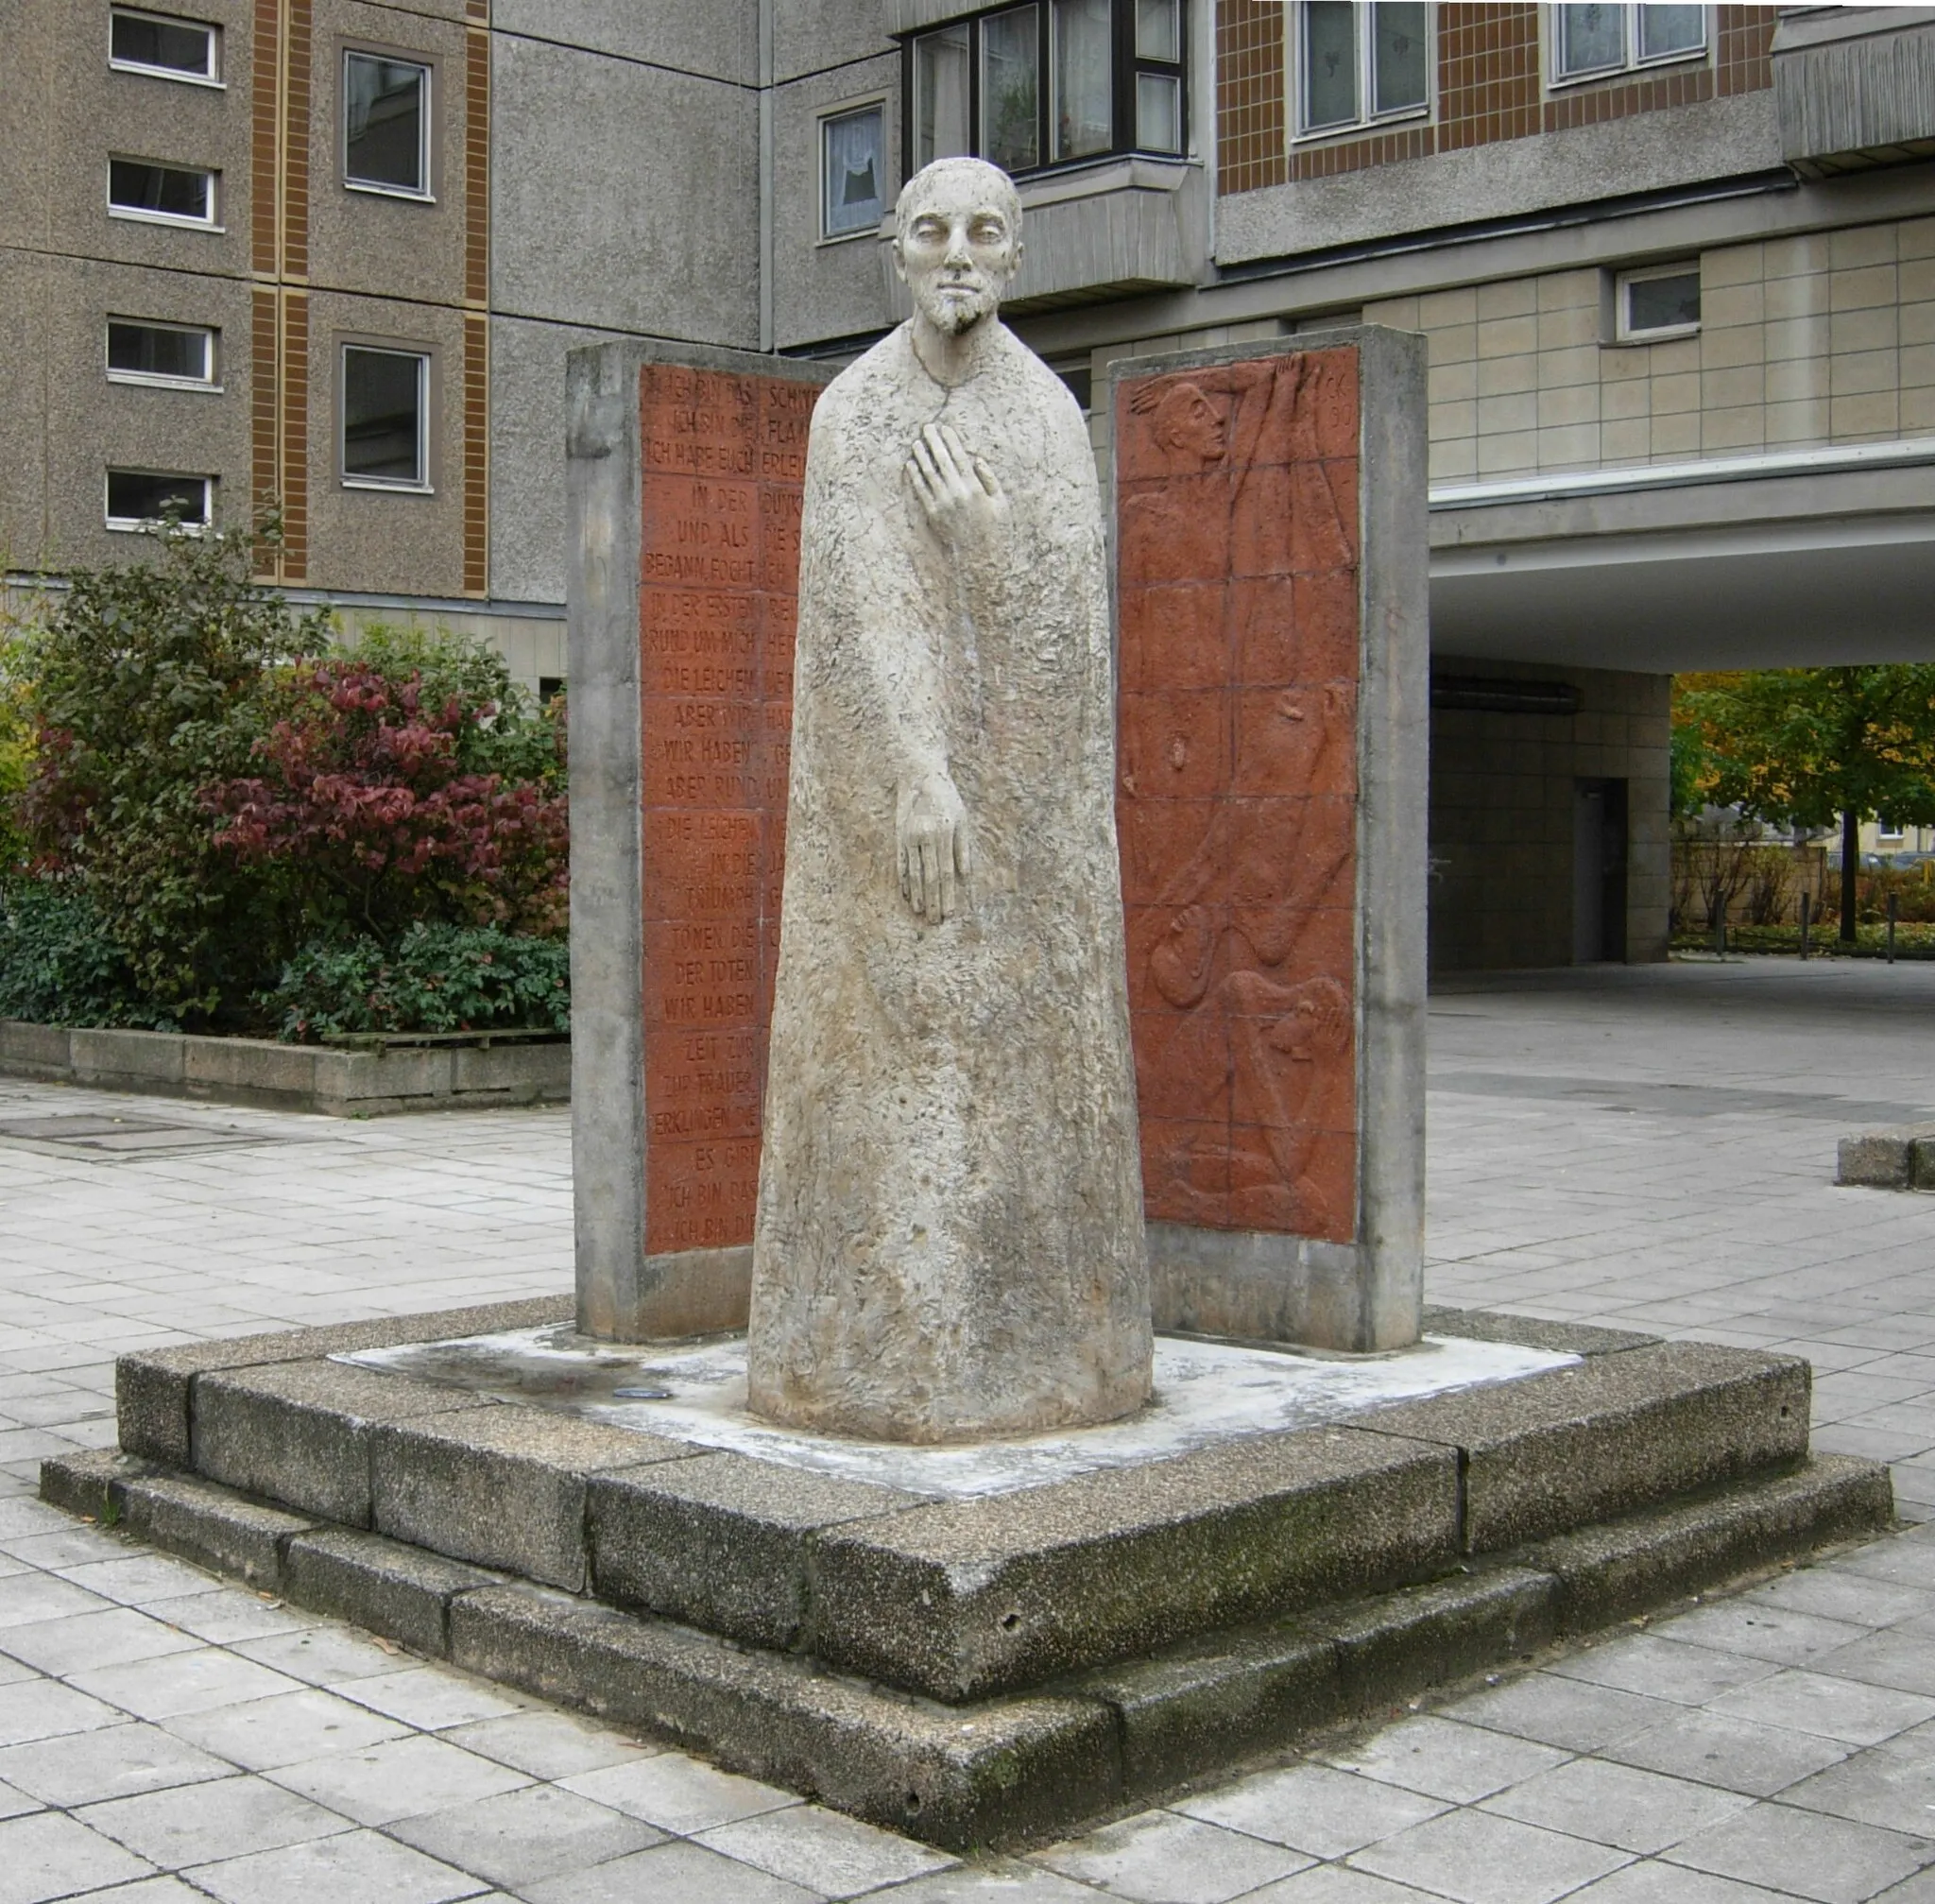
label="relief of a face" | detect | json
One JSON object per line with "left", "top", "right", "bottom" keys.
{"left": 895, "top": 191, "right": 1020, "bottom": 335}
{"left": 1154, "top": 386, "right": 1227, "bottom": 469}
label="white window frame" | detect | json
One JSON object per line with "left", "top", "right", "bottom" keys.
{"left": 343, "top": 50, "right": 434, "bottom": 202}
{"left": 107, "top": 157, "right": 220, "bottom": 230}
{"left": 1548, "top": 4, "right": 1708, "bottom": 89}
{"left": 1615, "top": 260, "right": 1702, "bottom": 343}
{"left": 104, "top": 318, "right": 219, "bottom": 391}
{"left": 109, "top": 7, "right": 221, "bottom": 87}
{"left": 104, "top": 470, "right": 214, "bottom": 532}
{"left": 1291, "top": 1, "right": 1431, "bottom": 143}
{"left": 818, "top": 98, "right": 888, "bottom": 245}
{"left": 340, "top": 345, "right": 433, "bottom": 493}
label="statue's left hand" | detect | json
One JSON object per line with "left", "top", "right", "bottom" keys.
{"left": 906, "top": 423, "right": 1007, "bottom": 558}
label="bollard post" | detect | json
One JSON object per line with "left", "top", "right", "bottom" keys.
{"left": 1799, "top": 890, "right": 1810, "bottom": 960}
{"left": 1888, "top": 890, "right": 1899, "bottom": 964}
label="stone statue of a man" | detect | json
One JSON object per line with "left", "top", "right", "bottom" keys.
{"left": 746, "top": 157, "right": 1152, "bottom": 1444}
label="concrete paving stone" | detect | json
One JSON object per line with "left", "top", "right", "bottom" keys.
{"left": 1346, "top": 1805, "right": 1634, "bottom": 1904}
{"left": 53, "top": 1881, "right": 210, "bottom": 1903}
{"left": 1707, "top": 1669, "right": 1935, "bottom": 1746}
{"left": 1478, "top": 1754, "right": 1755, "bottom": 1852}
{"left": 1565, "top": 1864, "right": 1801, "bottom": 1901}
{"left": 1319, "top": 1714, "right": 1572, "bottom": 1803}
{"left": 1741, "top": 1570, "right": 1935, "bottom": 1629}
{"left": 0, "top": 1677, "right": 125, "bottom": 1745}
{"left": 1603, "top": 1704, "right": 1852, "bottom": 1795}
{"left": 185, "top": 1827, "right": 489, "bottom": 1904}
{"left": 335, "top": 1665, "right": 529, "bottom": 1730}
{"left": 158, "top": 1588, "right": 322, "bottom": 1646}
{"left": 163, "top": 1686, "right": 411, "bottom": 1771}
{"left": 1664, "top": 1799, "right": 1935, "bottom": 1902}
{"left": 518, "top": 1838, "right": 824, "bottom": 1904}
{"left": 0, "top": 1572, "right": 113, "bottom": 1627}
{"left": 1780, "top": 1741, "right": 1935, "bottom": 1836}
{"left": 839, "top": 1864, "right": 1105, "bottom": 1902}
{"left": 231, "top": 1622, "right": 418, "bottom": 1688}
{"left": 1174, "top": 1761, "right": 1448, "bottom": 1858}
{"left": 1549, "top": 1634, "right": 1782, "bottom": 1705}
{"left": 265, "top": 1732, "right": 533, "bottom": 1826}
{"left": 386, "top": 1783, "right": 662, "bottom": 1890}
{"left": 0, "top": 1656, "right": 34, "bottom": 1690}
{"left": 1662, "top": 1600, "right": 1875, "bottom": 1665}
{"left": 0, "top": 1606, "right": 201, "bottom": 1676}
{"left": 1813, "top": 1630, "right": 1935, "bottom": 1698}
{"left": 1033, "top": 1810, "right": 1313, "bottom": 1904}
{"left": 697, "top": 1802, "right": 957, "bottom": 1897}
{"left": 1449, "top": 1671, "right": 1679, "bottom": 1751}
{"left": 0, "top": 1527, "right": 137, "bottom": 1570}
{"left": 1233, "top": 1867, "right": 1454, "bottom": 1903}
{"left": 559, "top": 1754, "right": 800, "bottom": 1834}
{"left": 437, "top": 1710, "right": 656, "bottom": 1782}
{"left": 54, "top": 1554, "right": 221, "bottom": 1606}
{"left": 77, "top": 1772, "right": 350, "bottom": 1867}
{"left": 0, "top": 1720, "right": 232, "bottom": 1807}
{"left": 69, "top": 1647, "right": 305, "bottom": 1722}
{"left": 0, "top": 1810, "right": 156, "bottom": 1903}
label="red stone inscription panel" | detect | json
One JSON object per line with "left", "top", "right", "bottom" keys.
{"left": 639, "top": 367, "right": 816, "bottom": 1256}
{"left": 1116, "top": 349, "right": 1361, "bottom": 1244}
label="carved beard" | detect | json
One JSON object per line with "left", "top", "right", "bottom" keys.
{"left": 920, "top": 281, "right": 995, "bottom": 334}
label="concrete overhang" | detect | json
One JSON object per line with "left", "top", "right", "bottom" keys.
{"left": 1427, "top": 440, "right": 1935, "bottom": 672}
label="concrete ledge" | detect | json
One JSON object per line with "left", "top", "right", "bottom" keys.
{"left": 1345, "top": 1343, "right": 1810, "bottom": 1550}
{"left": 117, "top": 1295, "right": 574, "bottom": 1466}
{"left": 0, "top": 1021, "right": 570, "bottom": 1118}
{"left": 1838, "top": 1123, "right": 1935, "bottom": 1190}
{"left": 40, "top": 1446, "right": 1891, "bottom": 1849}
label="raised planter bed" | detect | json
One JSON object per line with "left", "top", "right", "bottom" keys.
{"left": 0, "top": 1020, "right": 569, "bottom": 1117}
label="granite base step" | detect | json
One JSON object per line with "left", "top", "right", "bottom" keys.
{"left": 36, "top": 1300, "right": 1898, "bottom": 1846}
{"left": 43, "top": 1444, "right": 1891, "bottom": 1852}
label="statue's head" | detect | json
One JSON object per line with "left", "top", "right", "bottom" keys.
{"left": 892, "top": 158, "right": 1023, "bottom": 337}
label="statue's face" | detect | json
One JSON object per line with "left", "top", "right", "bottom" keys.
{"left": 1156, "top": 386, "right": 1226, "bottom": 467}
{"left": 894, "top": 187, "right": 1021, "bottom": 335}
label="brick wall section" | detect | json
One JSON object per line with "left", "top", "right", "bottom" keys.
{"left": 251, "top": 287, "right": 280, "bottom": 521}
{"left": 1221, "top": 3, "right": 1776, "bottom": 197}
{"left": 283, "top": 0, "right": 311, "bottom": 282}
{"left": 462, "top": 315, "right": 489, "bottom": 597}
{"left": 281, "top": 291, "right": 310, "bottom": 581}
{"left": 465, "top": 27, "right": 490, "bottom": 308}
{"left": 251, "top": 0, "right": 281, "bottom": 276}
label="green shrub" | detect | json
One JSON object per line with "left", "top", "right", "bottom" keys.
{"left": 265, "top": 923, "right": 571, "bottom": 1042}
{"left": 0, "top": 880, "right": 177, "bottom": 1029}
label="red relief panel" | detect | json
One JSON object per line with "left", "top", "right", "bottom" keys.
{"left": 640, "top": 364, "right": 819, "bottom": 1255}
{"left": 1115, "top": 351, "right": 1362, "bottom": 1245}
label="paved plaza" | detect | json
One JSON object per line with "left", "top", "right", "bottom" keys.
{"left": 2, "top": 957, "right": 1935, "bottom": 1900}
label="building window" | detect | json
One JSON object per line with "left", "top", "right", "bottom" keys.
{"left": 345, "top": 51, "right": 431, "bottom": 198}
{"left": 821, "top": 105, "right": 885, "bottom": 239}
{"left": 1295, "top": 2, "right": 1428, "bottom": 136}
{"left": 342, "top": 346, "right": 430, "bottom": 489}
{"left": 1551, "top": 4, "right": 1705, "bottom": 83}
{"left": 904, "top": 0, "right": 1185, "bottom": 179}
{"left": 110, "top": 8, "right": 219, "bottom": 83}
{"left": 1616, "top": 262, "right": 1701, "bottom": 341}
{"left": 106, "top": 470, "right": 212, "bottom": 530}
{"left": 105, "top": 319, "right": 217, "bottom": 388}
{"left": 108, "top": 158, "right": 217, "bottom": 228}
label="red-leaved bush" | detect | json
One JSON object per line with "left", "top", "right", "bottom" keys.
{"left": 208, "top": 659, "right": 568, "bottom": 943}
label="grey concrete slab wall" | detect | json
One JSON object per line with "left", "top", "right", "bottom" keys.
{"left": 493, "top": 0, "right": 758, "bottom": 87}
{"left": 304, "top": 0, "right": 473, "bottom": 310}
{"left": 770, "top": 55, "right": 898, "bottom": 352}
{"left": 0, "top": 249, "right": 50, "bottom": 562}
{"left": 566, "top": 338, "right": 835, "bottom": 1342}
{"left": 1429, "top": 660, "right": 1672, "bottom": 974}
{"left": 489, "top": 315, "right": 620, "bottom": 608}
{"left": 0, "top": 0, "right": 52, "bottom": 253}
{"left": 37, "top": 258, "right": 256, "bottom": 567}
{"left": 1111, "top": 330, "right": 1430, "bottom": 1355}
{"left": 490, "top": 32, "right": 760, "bottom": 349}
{"left": 302, "top": 288, "right": 471, "bottom": 599}
{"left": 774, "top": 0, "right": 892, "bottom": 82}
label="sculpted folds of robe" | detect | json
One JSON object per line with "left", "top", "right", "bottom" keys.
{"left": 746, "top": 322, "right": 1151, "bottom": 1443}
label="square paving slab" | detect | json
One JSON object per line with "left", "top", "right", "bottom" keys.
{"left": 341, "top": 1328, "right": 1576, "bottom": 1499}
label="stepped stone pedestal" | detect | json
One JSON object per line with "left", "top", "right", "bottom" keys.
{"left": 44, "top": 1304, "right": 1891, "bottom": 1850}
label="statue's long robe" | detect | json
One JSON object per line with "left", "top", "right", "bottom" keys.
{"left": 746, "top": 320, "right": 1151, "bottom": 1443}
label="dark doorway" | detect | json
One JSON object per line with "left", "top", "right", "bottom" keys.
{"left": 1573, "top": 778, "right": 1629, "bottom": 963}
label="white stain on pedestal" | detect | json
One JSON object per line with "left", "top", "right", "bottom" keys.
{"left": 345, "top": 1329, "right": 1574, "bottom": 1500}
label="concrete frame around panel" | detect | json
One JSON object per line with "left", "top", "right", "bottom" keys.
{"left": 565, "top": 337, "right": 835, "bottom": 1343}
{"left": 1110, "top": 327, "right": 1430, "bottom": 1355}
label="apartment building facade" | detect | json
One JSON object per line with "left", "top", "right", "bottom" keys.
{"left": 7, "top": 4, "right": 1935, "bottom": 969}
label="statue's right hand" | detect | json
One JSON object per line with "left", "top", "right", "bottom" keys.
{"left": 898, "top": 772, "right": 970, "bottom": 922}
